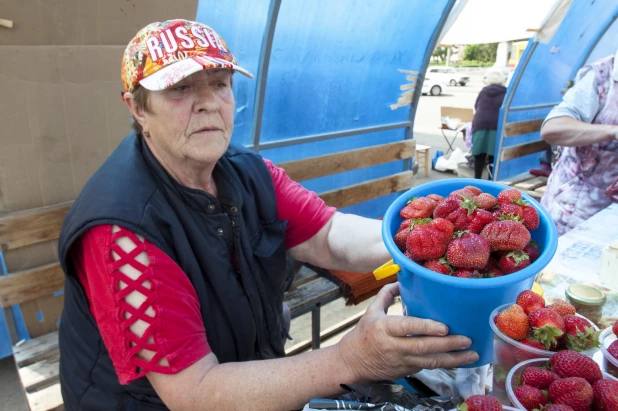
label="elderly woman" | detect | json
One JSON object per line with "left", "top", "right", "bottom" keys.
{"left": 541, "top": 51, "right": 618, "bottom": 235}
{"left": 57, "top": 19, "right": 477, "bottom": 411}
{"left": 470, "top": 69, "right": 508, "bottom": 179}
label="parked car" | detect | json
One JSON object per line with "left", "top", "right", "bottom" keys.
{"left": 427, "top": 66, "right": 470, "bottom": 86}
{"left": 421, "top": 77, "right": 447, "bottom": 96}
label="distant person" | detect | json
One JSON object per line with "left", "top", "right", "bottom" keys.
{"left": 541, "top": 50, "right": 618, "bottom": 235}
{"left": 470, "top": 69, "right": 507, "bottom": 179}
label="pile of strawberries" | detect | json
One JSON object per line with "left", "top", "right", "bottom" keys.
{"left": 495, "top": 290, "right": 600, "bottom": 352}
{"left": 455, "top": 394, "right": 504, "bottom": 410}
{"left": 512, "top": 350, "right": 618, "bottom": 411}
{"left": 394, "top": 185, "right": 541, "bottom": 278}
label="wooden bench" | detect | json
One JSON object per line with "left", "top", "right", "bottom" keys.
{"left": 0, "top": 139, "right": 416, "bottom": 410}
{"left": 496, "top": 118, "right": 549, "bottom": 200}
{"left": 415, "top": 144, "right": 431, "bottom": 178}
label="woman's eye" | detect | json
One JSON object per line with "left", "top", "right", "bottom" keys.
{"left": 174, "top": 84, "right": 190, "bottom": 92}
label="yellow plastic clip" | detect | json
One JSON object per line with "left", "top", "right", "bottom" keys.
{"left": 373, "top": 259, "right": 401, "bottom": 280}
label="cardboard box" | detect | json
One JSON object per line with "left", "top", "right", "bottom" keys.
{"left": 0, "top": 0, "right": 197, "bottom": 337}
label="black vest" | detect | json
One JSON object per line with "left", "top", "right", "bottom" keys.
{"left": 57, "top": 134, "right": 287, "bottom": 410}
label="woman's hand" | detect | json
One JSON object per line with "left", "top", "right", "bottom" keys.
{"left": 335, "top": 283, "right": 478, "bottom": 383}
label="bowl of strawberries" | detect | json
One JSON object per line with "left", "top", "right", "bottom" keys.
{"left": 599, "top": 320, "right": 618, "bottom": 378}
{"left": 506, "top": 352, "right": 618, "bottom": 410}
{"left": 382, "top": 179, "right": 558, "bottom": 367}
{"left": 489, "top": 291, "right": 601, "bottom": 405}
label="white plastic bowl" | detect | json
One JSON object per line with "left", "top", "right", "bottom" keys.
{"left": 506, "top": 358, "right": 618, "bottom": 409}
{"left": 599, "top": 327, "right": 618, "bottom": 378}
{"left": 489, "top": 303, "right": 600, "bottom": 405}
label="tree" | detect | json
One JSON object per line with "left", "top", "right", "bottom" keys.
{"left": 432, "top": 47, "right": 448, "bottom": 63}
{"left": 463, "top": 43, "right": 498, "bottom": 62}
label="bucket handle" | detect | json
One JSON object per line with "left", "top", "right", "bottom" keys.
{"left": 373, "top": 259, "right": 400, "bottom": 280}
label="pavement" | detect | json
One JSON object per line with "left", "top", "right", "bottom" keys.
{"left": 0, "top": 71, "right": 486, "bottom": 410}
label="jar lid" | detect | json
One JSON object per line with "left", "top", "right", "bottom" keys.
{"left": 565, "top": 284, "right": 606, "bottom": 306}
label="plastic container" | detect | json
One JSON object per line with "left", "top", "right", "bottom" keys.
{"left": 489, "top": 303, "right": 600, "bottom": 405}
{"left": 506, "top": 358, "right": 618, "bottom": 409}
{"left": 382, "top": 178, "right": 558, "bottom": 368}
{"left": 565, "top": 284, "right": 606, "bottom": 325}
{"left": 599, "top": 327, "right": 618, "bottom": 378}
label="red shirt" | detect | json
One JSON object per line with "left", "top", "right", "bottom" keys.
{"left": 73, "top": 159, "right": 335, "bottom": 384}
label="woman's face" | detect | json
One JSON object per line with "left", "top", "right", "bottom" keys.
{"left": 132, "top": 69, "right": 235, "bottom": 168}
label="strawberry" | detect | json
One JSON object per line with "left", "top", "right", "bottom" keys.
{"left": 450, "top": 186, "right": 482, "bottom": 198}
{"left": 468, "top": 209, "right": 495, "bottom": 234}
{"left": 498, "top": 188, "right": 523, "bottom": 205}
{"left": 523, "top": 241, "right": 541, "bottom": 262}
{"left": 394, "top": 229, "right": 409, "bottom": 251}
{"left": 404, "top": 249, "right": 415, "bottom": 261}
{"left": 514, "top": 384, "right": 547, "bottom": 410}
{"left": 499, "top": 250, "right": 531, "bottom": 274}
{"left": 480, "top": 220, "right": 531, "bottom": 251}
{"left": 516, "top": 290, "right": 546, "bottom": 315}
{"left": 521, "top": 365, "right": 559, "bottom": 389}
{"left": 434, "top": 196, "right": 463, "bottom": 219}
{"left": 592, "top": 379, "right": 618, "bottom": 411}
{"left": 423, "top": 258, "right": 451, "bottom": 275}
{"left": 563, "top": 315, "right": 600, "bottom": 352}
{"left": 453, "top": 268, "right": 483, "bottom": 278}
{"left": 457, "top": 394, "right": 502, "bottom": 411}
{"left": 494, "top": 304, "right": 529, "bottom": 341}
{"left": 427, "top": 193, "right": 444, "bottom": 203}
{"left": 482, "top": 257, "right": 504, "bottom": 278}
{"left": 398, "top": 218, "right": 414, "bottom": 232}
{"left": 607, "top": 340, "right": 618, "bottom": 360}
{"left": 515, "top": 338, "right": 549, "bottom": 362}
{"left": 446, "top": 232, "right": 490, "bottom": 269}
{"left": 498, "top": 203, "right": 524, "bottom": 221}
{"left": 543, "top": 405, "right": 575, "bottom": 411}
{"left": 472, "top": 193, "right": 498, "bottom": 210}
{"left": 547, "top": 300, "right": 577, "bottom": 318}
{"left": 400, "top": 197, "right": 437, "bottom": 219}
{"left": 406, "top": 218, "right": 454, "bottom": 261}
{"left": 549, "top": 350, "right": 603, "bottom": 384}
{"left": 613, "top": 319, "right": 618, "bottom": 337}
{"left": 548, "top": 377, "right": 593, "bottom": 411}
{"left": 521, "top": 204, "right": 540, "bottom": 230}
{"left": 529, "top": 308, "right": 566, "bottom": 350}
{"left": 445, "top": 197, "right": 480, "bottom": 231}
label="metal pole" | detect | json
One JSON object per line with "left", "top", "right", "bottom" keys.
{"left": 493, "top": 40, "right": 538, "bottom": 180}
{"left": 403, "top": 0, "right": 457, "bottom": 170}
{"left": 250, "top": 0, "right": 283, "bottom": 152}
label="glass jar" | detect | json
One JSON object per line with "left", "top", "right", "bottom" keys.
{"left": 565, "top": 284, "right": 606, "bottom": 325}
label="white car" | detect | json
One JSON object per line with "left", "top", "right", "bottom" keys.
{"left": 427, "top": 66, "right": 470, "bottom": 86}
{"left": 421, "top": 77, "right": 447, "bottom": 96}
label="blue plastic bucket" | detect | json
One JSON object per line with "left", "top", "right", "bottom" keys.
{"left": 382, "top": 178, "right": 558, "bottom": 367}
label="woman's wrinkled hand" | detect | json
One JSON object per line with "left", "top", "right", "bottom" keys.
{"left": 335, "top": 282, "right": 479, "bottom": 383}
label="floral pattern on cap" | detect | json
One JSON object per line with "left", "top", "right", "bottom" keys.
{"left": 121, "top": 19, "right": 245, "bottom": 92}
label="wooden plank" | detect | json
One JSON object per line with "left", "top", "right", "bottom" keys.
{"left": 0, "top": 263, "right": 64, "bottom": 307}
{"left": 277, "top": 140, "right": 415, "bottom": 182}
{"left": 535, "top": 185, "right": 547, "bottom": 194}
{"left": 286, "top": 310, "right": 364, "bottom": 356}
{"left": 514, "top": 176, "right": 548, "bottom": 191}
{"left": 319, "top": 171, "right": 414, "bottom": 209}
{"left": 289, "top": 266, "right": 319, "bottom": 290}
{"left": 26, "top": 383, "right": 64, "bottom": 411}
{"left": 524, "top": 190, "right": 543, "bottom": 201}
{"left": 14, "top": 332, "right": 60, "bottom": 368}
{"left": 0, "top": 202, "right": 72, "bottom": 252}
{"left": 501, "top": 140, "right": 550, "bottom": 162}
{"left": 19, "top": 354, "right": 60, "bottom": 393}
{"left": 285, "top": 277, "right": 341, "bottom": 317}
{"left": 505, "top": 119, "right": 544, "bottom": 137}
{"left": 500, "top": 172, "right": 535, "bottom": 186}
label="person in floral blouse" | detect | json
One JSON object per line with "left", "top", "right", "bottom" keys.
{"left": 541, "top": 51, "right": 618, "bottom": 235}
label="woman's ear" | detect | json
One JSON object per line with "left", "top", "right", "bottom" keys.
{"left": 123, "top": 92, "right": 148, "bottom": 130}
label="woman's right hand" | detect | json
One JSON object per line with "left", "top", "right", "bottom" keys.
{"left": 335, "top": 282, "right": 478, "bottom": 383}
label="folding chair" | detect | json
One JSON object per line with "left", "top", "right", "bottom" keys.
{"left": 439, "top": 106, "right": 474, "bottom": 155}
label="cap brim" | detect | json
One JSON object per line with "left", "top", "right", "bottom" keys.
{"left": 139, "top": 56, "right": 253, "bottom": 91}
